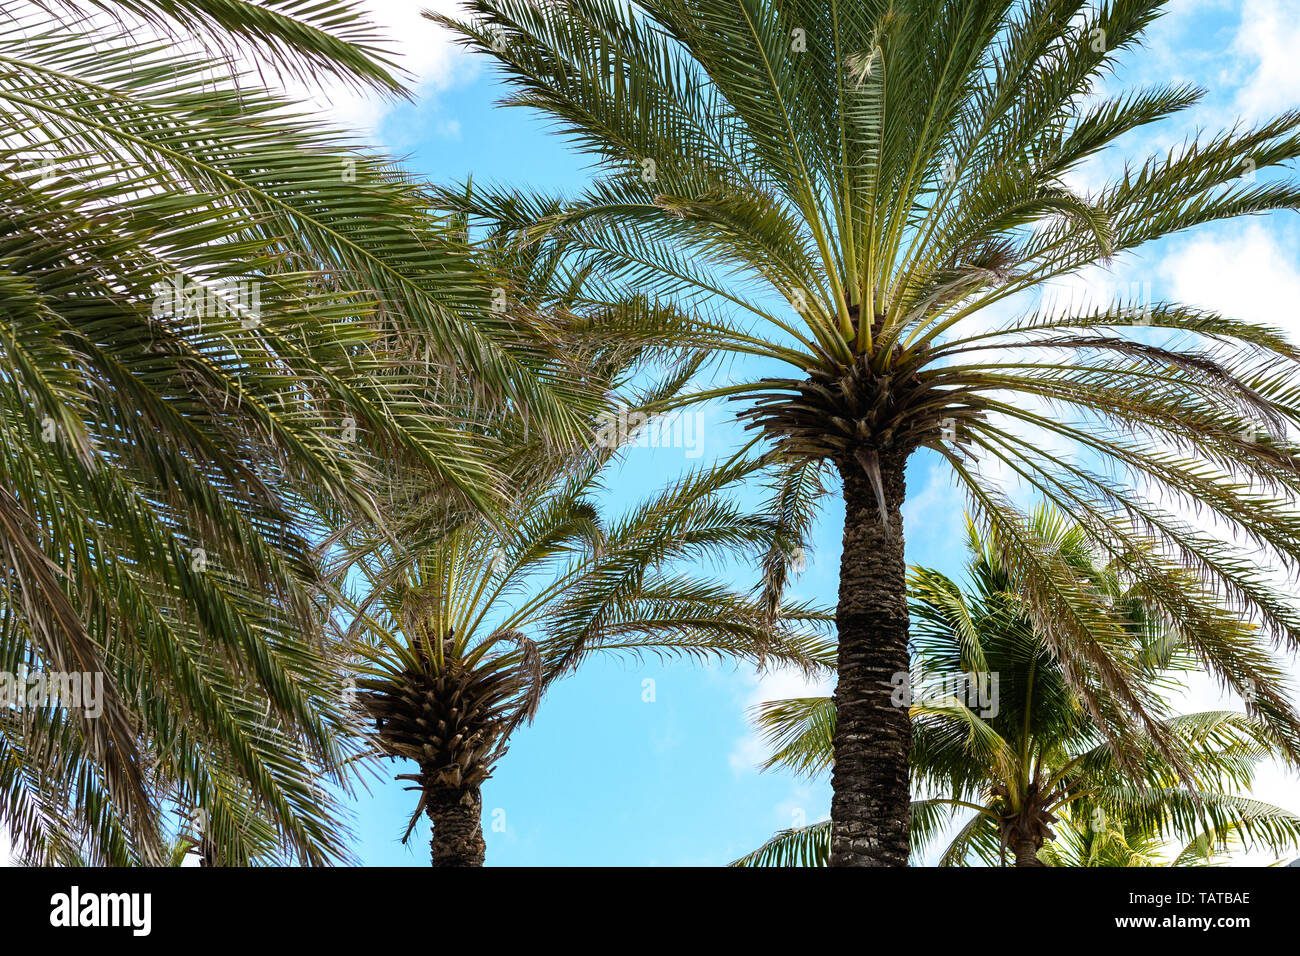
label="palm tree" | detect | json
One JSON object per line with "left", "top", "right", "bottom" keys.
{"left": 430, "top": 0, "right": 1300, "bottom": 864}
{"left": 0, "top": 0, "right": 595, "bottom": 864}
{"left": 332, "top": 237, "right": 832, "bottom": 864}
{"left": 340, "top": 444, "right": 832, "bottom": 865}
{"left": 732, "top": 509, "right": 1300, "bottom": 866}
{"left": 1040, "top": 806, "right": 1290, "bottom": 867}
{"left": 736, "top": 797, "right": 1300, "bottom": 867}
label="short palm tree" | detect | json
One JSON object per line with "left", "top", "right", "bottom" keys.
{"left": 733, "top": 510, "right": 1300, "bottom": 866}
{"left": 0, "top": 0, "right": 596, "bottom": 864}
{"left": 433, "top": 0, "right": 1300, "bottom": 864}
{"left": 1040, "top": 805, "right": 1289, "bottom": 867}
{"left": 340, "top": 444, "right": 832, "bottom": 865}
{"left": 323, "top": 204, "right": 835, "bottom": 865}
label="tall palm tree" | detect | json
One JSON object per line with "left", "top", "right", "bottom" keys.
{"left": 733, "top": 509, "right": 1300, "bottom": 866}
{"left": 430, "top": 0, "right": 1300, "bottom": 864}
{"left": 0, "top": 0, "right": 595, "bottom": 864}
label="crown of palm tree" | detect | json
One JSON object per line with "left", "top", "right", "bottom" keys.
{"left": 332, "top": 248, "right": 834, "bottom": 861}
{"left": 338, "top": 379, "right": 835, "bottom": 860}
{"left": 341, "top": 448, "right": 836, "bottom": 861}
{"left": 733, "top": 507, "right": 1300, "bottom": 866}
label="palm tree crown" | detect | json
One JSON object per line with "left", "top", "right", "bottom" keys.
{"left": 341, "top": 446, "right": 833, "bottom": 864}
{"left": 334, "top": 250, "right": 833, "bottom": 863}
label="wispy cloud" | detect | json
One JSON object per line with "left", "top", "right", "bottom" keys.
{"left": 1160, "top": 222, "right": 1300, "bottom": 340}
{"left": 1232, "top": 0, "right": 1300, "bottom": 120}
{"left": 291, "top": 0, "right": 478, "bottom": 141}
{"left": 727, "top": 665, "right": 832, "bottom": 776}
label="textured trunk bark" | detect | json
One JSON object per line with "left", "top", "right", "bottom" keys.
{"left": 1014, "top": 838, "right": 1045, "bottom": 867}
{"left": 829, "top": 453, "right": 911, "bottom": 867}
{"left": 426, "top": 786, "right": 486, "bottom": 866}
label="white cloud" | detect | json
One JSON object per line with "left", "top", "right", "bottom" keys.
{"left": 1165, "top": 672, "right": 1300, "bottom": 866}
{"left": 291, "top": 0, "right": 477, "bottom": 141}
{"left": 727, "top": 664, "right": 832, "bottom": 776}
{"left": 1161, "top": 223, "right": 1300, "bottom": 340}
{"left": 902, "top": 459, "right": 969, "bottom": 543}
{"left": 727, "top": 731, "right": 769, "bottom": 775}
{"left": 1148, "top": 222, "right": 1300, "bottom": 864}
{"left": 773, "top": 783, "right": 820, "bottom": 831}
{"left": 1232, "top": 0, "right": 1300, "bottom": 120}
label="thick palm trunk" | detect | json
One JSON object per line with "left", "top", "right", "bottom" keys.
{"left": 426, "top": 786, "right": 486, "bottom": 866}
{"left": 1014, "top": 839, "right": 1045, "bottom": 867}
{"left": 1002, "top": 800, "right": 1055, "bottom": 867}
{"left": 829, "top": 454, "right": 911, "bottom": 867}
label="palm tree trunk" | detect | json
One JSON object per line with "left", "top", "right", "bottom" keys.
{"left": 426, "top": 786, "right": 486, "bottom": 866}
{"left": 1014, "top": 838, "right": 1045, "bottom": 867}
{"left": 829, "top": 454, "right": 911, "bottom": 867}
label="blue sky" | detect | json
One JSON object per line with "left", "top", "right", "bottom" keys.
{"left": 0, "top": 0, "right": 1293, "bottom": 873}
{"left": 310, "top": 0, "right": 1300, "bottom": 866}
